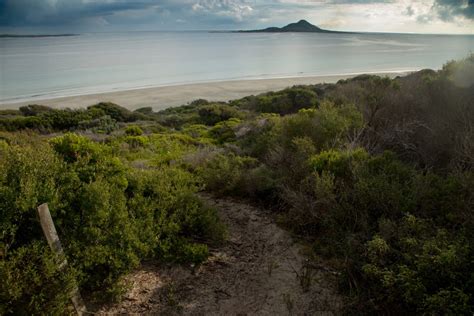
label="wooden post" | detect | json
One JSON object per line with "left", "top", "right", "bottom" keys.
{"left": 37, "top": 203, "right": 87, "bottom": 315}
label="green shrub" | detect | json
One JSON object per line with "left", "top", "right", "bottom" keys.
{"left": 0, "top": 242, "right": 78, "bottom": 315}
{"left": 309, "top": 148, "right": 368, "bottom": 180}
{"left": 0, "top": 107, "right": 113, "bottom": 132}
{"left": 87, "top": 102, "right": 145, "bottom": 122}
{"left": 142, "top": 133, "right": 202, "bottom": 166}
{"left": 361, "top": 216, "right": 473, "bottom": 314}
{"left": 350, "top": 152, "right": 417, "bottom": 224}
{"left": 279, "top": 102, "right": 363, "bottom": 151}
{"left": 239, "top": 164, "right": 277, "bottom": 200}
{"left": 198, "top": 104, "right": 242, "bottom": 126}
{"left": 181, "top": 124, "right": 211, "bottom": 140}
{"left": 125, "top": 125, "right": 144, "bottom": 136}
{"left": 233, "top": 114, "right": 280, "bottom": 158}
{"left": 260, "top": 143, "right": 474, "bottom": 314}
{"left": 125, "top": 135, "right": 149, "bottom": 149}
{"left": 281, "top": 170, "right": 338, "bottom": 236}
{"left": 0, "top": 142, "right": 65, "bottom": 250}
{"left": 134, "top": 107, "right": 153, "bottom": 114}
{"left": 255, "top": 93, "right": 293, "bottom": 114}
{"left": 125, "top": 167, "right": 225, "bottom": 261}
{"left": 0, "top": 109, "right": 22, "bottom": 117}
{"left": 0, "top": 116, "right": 49, "bottom": 132}
{"left": 236, "top": 87, "right": 318, "bottom": 114}
{"left": 0, "top": 133, "right": 225, "bottom": 313}
{"left": 78, "top": 115, "right": 118, "bottom": 134}
{"left": 441, "top": 53, "right": 474, "bottom": 88}
{"left": 199, "top": 153, "right": 258, "bottom": 195}
{"left": 19, "top": 104, "right": 53, "bottom": 116}
{"left": 41, "top": 109, "right": 93, "bottom": 131}
{"left": 209, "top": 118, "right": 241, "bottom": 144}
{"left": 50, "top": 133, "right": 106, "bottom": 164}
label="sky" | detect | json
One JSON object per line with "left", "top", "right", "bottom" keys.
{"left": 0, "top": 0, "right": 473, "bottom": 34}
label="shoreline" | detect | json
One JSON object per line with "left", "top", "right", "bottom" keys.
{"left": 0, "top": 71, "right": 411, "bottom": 111}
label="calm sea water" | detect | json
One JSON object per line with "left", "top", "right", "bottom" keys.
{"left": 1, "top": 31, "right": 474, "bottom": 103}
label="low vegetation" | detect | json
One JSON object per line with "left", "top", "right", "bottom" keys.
{"left": 1, "top": 55, "right": 473, "bottom": 314}
{"left": 0, "top": 131, "right": 225, "bottom": 314}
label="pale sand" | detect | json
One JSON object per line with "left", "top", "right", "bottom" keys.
{"left": 1, "top": 72, "right": 409, "bottom": 111}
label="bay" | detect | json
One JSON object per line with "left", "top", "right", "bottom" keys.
{"left": 1, "top": 31, "right": 473, "bottom": 103}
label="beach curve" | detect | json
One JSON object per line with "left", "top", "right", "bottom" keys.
{"left": 0, "top": 72, "right": 411, "bottom": 111}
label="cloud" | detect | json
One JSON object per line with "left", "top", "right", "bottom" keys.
{"left": 275, "top": 0, "right": 393, "bottom": 3}
{"left": 416, "top": 14, "right": 433, "bottom": 24}
{"left": 0, "top": 0, "right": 259, "bottom": 29}
{"left": 0, "top": 0, "right": 472, "bottom": 33}
{"left": 404, "top": 5, "right": 415, "bottom": 16}
{"left": 410, "top": 0, "right": 473, "bottom": 25}
{"left": 432, "top": 0, "right": 474, "bottom": 21}
{"left": 0, "top": 0, "right": 163, "bottom": 26}
{"left": 329, "top": 0, "right": 393, "bottom": 3}
{"left": 191, "top": 0, "right": 255, "bottom": 23}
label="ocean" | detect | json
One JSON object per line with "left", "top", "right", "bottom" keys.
{"left": 1, "top": 31, "right": 474, "bottom": 104}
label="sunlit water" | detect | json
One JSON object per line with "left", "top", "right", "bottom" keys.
{"left": 1, "top": 31, "right": 473, "bottom": 103}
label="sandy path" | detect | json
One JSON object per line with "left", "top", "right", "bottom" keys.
{"left": 96, "top": 195, "right": 342, "bottom": 315}
{"left": 1, "top": 72, "right": 409, "bottom": 111}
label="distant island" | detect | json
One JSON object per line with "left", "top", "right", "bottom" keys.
{"left": 0, "top": 34, "right": 79, "bottom": 38}
{"left": 238, "top": 19, "right": 349, "bottom": 33}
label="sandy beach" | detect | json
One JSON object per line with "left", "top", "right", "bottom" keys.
{"left": 1, "top": 72, "right": 409, "bottom": 111}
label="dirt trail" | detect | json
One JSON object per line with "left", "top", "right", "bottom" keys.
{"left": 97, "top": 195, "right": 342, "bottom": 315}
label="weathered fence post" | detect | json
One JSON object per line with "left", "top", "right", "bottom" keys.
{"left": 37, "top": 203, "right": 87, "bottom": 315}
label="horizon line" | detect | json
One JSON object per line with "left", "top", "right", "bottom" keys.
{"left": 2, "top": 29, "right": 474, "bottom": 36}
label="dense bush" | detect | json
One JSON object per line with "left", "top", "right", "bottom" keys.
{"left": 209, "top": 118, "right": 241, "bottom": 144}
{"left": 275, "top": 102, "right": 363, "bottom": 151}
{"left": 234, "top": 87, "right": 318, "bottom": 114}
{"left": 134, "top": 106, "right": 153, "bottom": 114}
{"left": 0, "top": 133, "right": 225, "bottom": 313}
{"left": 0, "top": 116, "right": 49, "bottom": 132}
{"left": 327, "top": 57, "right": 474, "bottom": 169}
{"left": 263, "top": 145, "right": 473, "bottom": 313}
{"left": 194, "top": 57, "right": 474, "bottom": 313}
{"left": 77, "top": 115, "right": 119, "bottom": 134}
{"left": 87, "top": 102, "right": 146, "bottom": 122}
{"left": 361, "top": 215, "right": 473, "bottom": 314}
{"left": 199, "top": 153, "right": 255, "bottom": 193}
{"left": 198, "top": 104, "right": 242, "bottom": 126}
{"left": 0, "top": 103, "right": 156, "bottom": 133}
{"left": 1, "top": 242, "right": 78, "bottom": 315}
{"left": 125, "top": 125, "right": 144, "bottom": 136}
{"left": 19, "top": 104, "right": 53, "bottom": 116}
{"left": 0, "top": 109, "right": 22, "bottom": 116}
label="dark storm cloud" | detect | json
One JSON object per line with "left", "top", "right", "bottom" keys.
{"left": 0, "top": 0, "right": 161, "bottom": 26}
{"left": 433, "top": 0, "right": 474, "bottom": 21}
{"left": 0, "top": 0, "right": 393, "bottom": 28}
{"left": 0, "top": 0, "right": 472, "bottom": 32}
{"left": 0, "top": 0, "right": 260, "bottom": 29}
